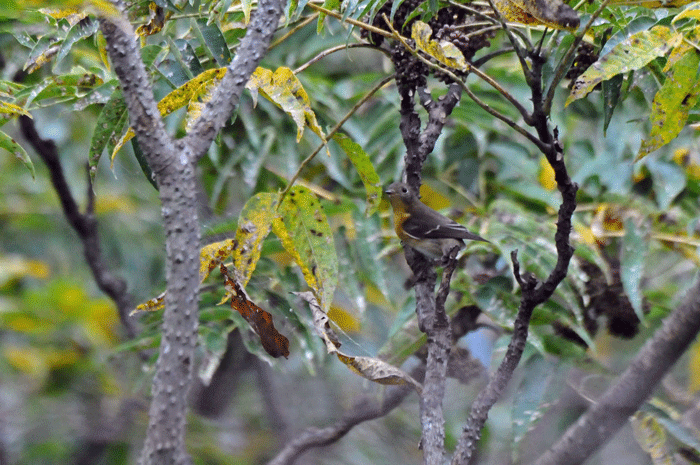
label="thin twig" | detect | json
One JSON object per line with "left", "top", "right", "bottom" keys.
{"left": 386, "top": 20, "right": 545, "bottom": 151}
{"left": 277, "top": 74, "right": 394, "bottom": 205}
{"left": 270, "top": 14, "right": 319, "bottom": 49}
{"left": 16, "top": 108, "right": 138, "bottom": 340}
{"left": 305, "top": 2, "right": 393, "bottom": 39}
{"left": 268, "top": 366, "right": 422, "bottom": 465}
{"left": 294, "top": 43, "right": 384, "bottom": 74}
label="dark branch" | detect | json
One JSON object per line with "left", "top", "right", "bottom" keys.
{"left": 267, "top": 369, "right": 420, "bottom": 465}
{"left": 16, "top": 110, "right": 137, "bottom": 339}
{"left": 535, "top": 277, "right": 700, "bottom": 464}
{"left": 451, "top": 54, "right": 578, "bottom": 462}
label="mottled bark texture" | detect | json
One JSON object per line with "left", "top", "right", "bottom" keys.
{"left": 99, "top": 0, "right": 282, "bottom": 462}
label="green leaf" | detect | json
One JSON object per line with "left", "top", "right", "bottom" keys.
{"left": 272, "top": 186, "right": 338, "bottom": 313}
{"left": 637, "top": 50, "right": 700, "bottom": 160}
{"left": 232, "top": 192, "right": 278, "bottom": 287}
{"left": 317, "top": 0, "right": 340, "bottom": 33}
{"left": 332, "top": 133, "right": 382, "bottom": 216}
{"left": 567, "top": 26, "right": 680, "bottom": 105}
{"left": 194, "top": 18, "right": 231, "bottom": 66}
{"left": 0, "top": 129, "right": 34, "bottom": 178}
{"left": 89, "top": 89, "right": 127, "bottom": 181}
{"left": 55, "top": 17, "right": 99, "bottom": 67}
{"left": 602, "top": 73, "right": 623, "bottom": 136}
{"left": 621, "top": 218, "right": 647, "bottom": 322}
{"left": 512, "top": 354, "right": 564, "bottom": 462}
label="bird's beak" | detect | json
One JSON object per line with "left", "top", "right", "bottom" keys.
{"left": 384, "top": 187, "right": 394, "bottom": 196}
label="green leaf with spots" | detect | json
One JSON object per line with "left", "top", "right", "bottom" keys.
{"left": 637, "top": 50, "right": 700, "bottom": 160}
{"left": 272, "top": 186, "right": 338, "bottom": 313}
{"left": 567, "top": 26, "right": 681, "bottom": 105}
{"left": 333, "top": 133, "right": 382, "bottom": 216}
{"left": 0, "top": 130, "right": 34, "bottom": 178}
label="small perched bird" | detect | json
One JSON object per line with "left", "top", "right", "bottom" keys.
{"left": 385, "top": 182, "right": 489, "bottom": 260}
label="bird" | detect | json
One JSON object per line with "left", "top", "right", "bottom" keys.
{"left": 385, "top": 181, "right": 489, "bottom": 261}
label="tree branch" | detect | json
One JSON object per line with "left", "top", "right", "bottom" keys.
{"left": 183, "top": 0, "right": 283, "bottom": 161}
{"left": 451, "top": 120, "right": 577, "bottom": 465}
{"left": 99, "top": 0, "right": 283, "bottom": 462}
{"left": 533, "top": 276, "right": 700, "bottom": 465}
{"left": 267, "top": 368, "right": 420, "bottom": 465}
{"left": 16, "top": 109, "right": 138, "bottom": 339}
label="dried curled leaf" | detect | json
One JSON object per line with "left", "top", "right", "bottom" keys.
{"left": 221, "top": 264, "right": 290, "bottom": 359}
{"left": 296, "top": 292, "right": 420, "bottom": 392}
{"left": 336, "top": 353, "right": 423, "bottom": 393}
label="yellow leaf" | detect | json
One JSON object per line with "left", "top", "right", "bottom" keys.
{"left": 112, "top": 68, "right": 227, "bottom": 161}
{"left": 246, "top": 67, "right": 327, "bottom": 143}
{"left": 328, "top": 304, "right": 361, "bottom": 333}
{"left": 538, "top": 156, "right": 557, "bottom": 190}
{"left": 200, "top": 239, "right": 237, "bottom": 282}
{"left": 272, "top": 186, "right": 338, "bottom": 313}
{"left": 0, "top": 101, "right": 31, "bottom": 118}
{"left": 689, "top": 339, "right": 700, "bottom": 393}
{"left": 132, "top": 291, "right": 165, "bottom": 314}
{"left": 419, "top": 183, "right": 451, "bottom": 210}
{"left": 412, "top": 21, "right": 468, "bottom": 71}
{"left": 232, "top": 193, "right": 277, "bottom": 287}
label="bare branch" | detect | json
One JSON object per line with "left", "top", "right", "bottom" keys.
{"left": 451, "top": 126, "right": 577, "bottom": 465}
{"left": 267, "top": 370, "right": 420, "bottom": 465}
{"left": 16, "top": 108, "right": 138, "bottom": 339}
{"left": 534, "top": 277, "right": 700, "bottom": 465}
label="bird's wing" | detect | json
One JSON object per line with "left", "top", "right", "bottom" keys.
{"left": 403, "top": 204, "right": 489, "bottom": 242}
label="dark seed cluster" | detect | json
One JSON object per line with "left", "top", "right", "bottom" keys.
{"left": 362, "top": 0, "right": 497, "bottom": 93}
{"left": 566, "top": 41, "right": 598, "bottom": 82}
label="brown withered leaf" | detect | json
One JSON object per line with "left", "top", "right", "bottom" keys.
{"left": 220, "top": 264, "right": 290, "bottom": 359}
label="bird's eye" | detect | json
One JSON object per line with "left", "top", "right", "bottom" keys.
{"left": 401, "top": 186, "right": 408, "bottom": 194}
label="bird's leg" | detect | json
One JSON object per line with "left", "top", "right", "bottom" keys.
{"left": 439, "top": 245, "right": 461, "bottom": 267}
